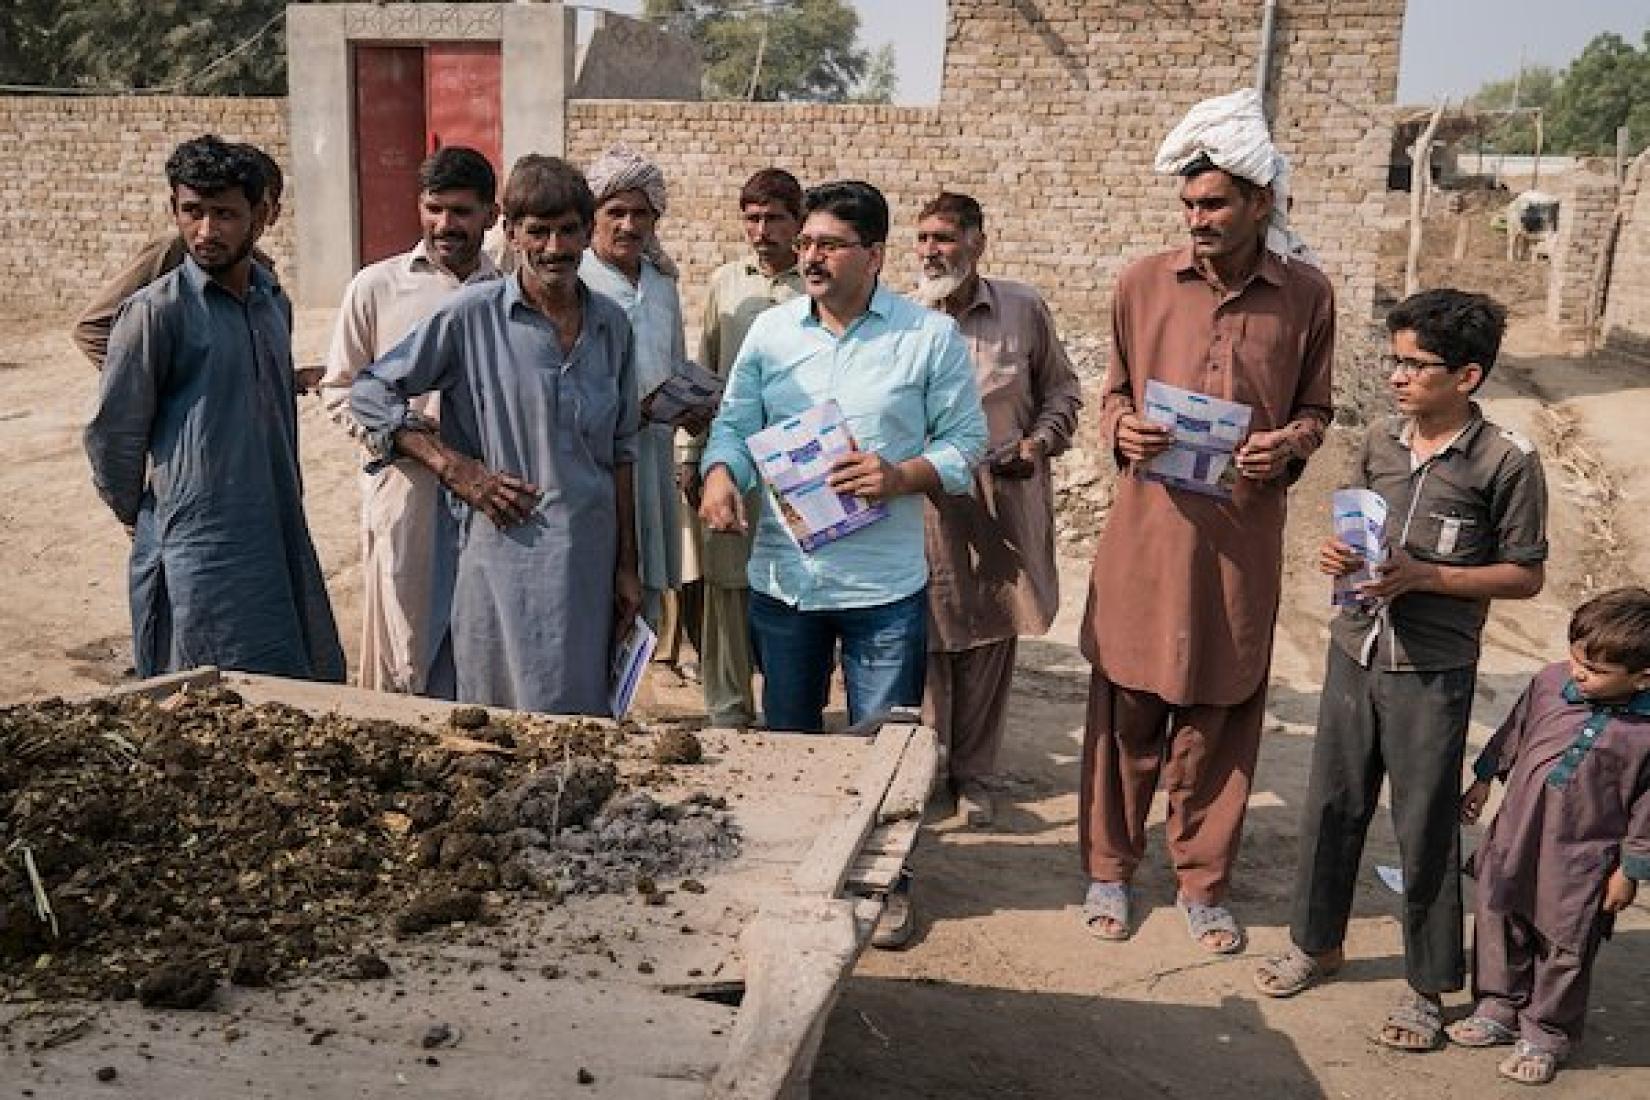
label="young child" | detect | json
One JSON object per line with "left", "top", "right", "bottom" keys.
{"left": 1449, "top": 587, "right": 1650, "bottom": 1085}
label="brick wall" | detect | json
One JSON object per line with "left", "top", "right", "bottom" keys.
{"left": 568, "top": 0, "right": 1405, "bottom": 331}
{"left": 0, "top": 96, "right": 291, "bottom": 316}
{"left": 0, "top": 2, "right": 1405, "bottom": 331}
{"left": 1601, "top": 150, "right": 1650, "bottom": 363}
{"left": 1545, "top": 163, "right": 1620, "bottom": 340}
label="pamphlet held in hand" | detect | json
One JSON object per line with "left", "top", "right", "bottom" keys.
{"left": 646, "top": 359, "right": 724, "bottom": 428}
{"left": 746, "top": 400, "right": 888, "bottom": 553}
{"left": 1330, "top": 488, "right": 1389, "bottom": 608}
{"left": 1140, "top": 380, "right": 1253, "bottom": 499}
{"left": 609, "top": 618, "right": 657, "bottom": 719}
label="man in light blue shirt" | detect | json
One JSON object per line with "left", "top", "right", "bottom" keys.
{"left": 699, "top": 180, "right": 987, "bottom": 734}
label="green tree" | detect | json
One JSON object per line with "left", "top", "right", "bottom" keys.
{"left": 52, "top": 0, "right": 287, "bottom": 94}
{"left": 1546, "top": 31, "right": 1650, "bottom": 155}
{"left": 1468, "top": 65, "right": 1558, "bottom": 154}
{"left": 848, "top": 43, "right": 898, "bottom": 104}
{"left": 644, "top": 0, "right": 868, "bottom": 102}
{"left": 0, "top": 0, "right": 72, "bottom": 86}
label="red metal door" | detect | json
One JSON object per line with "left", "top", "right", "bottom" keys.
{"left": 424, "top": 43, "right": 504, "bottom": 184}
{"left": 353, "top": 45, "right": 427, "bottom": 267}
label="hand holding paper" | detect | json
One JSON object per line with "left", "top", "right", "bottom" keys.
{"left": 1138, "top": 380, "right": 1253, "bottom": 499}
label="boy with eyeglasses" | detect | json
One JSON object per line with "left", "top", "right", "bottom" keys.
{"left": 1254, "top": 288, "right": 1549, "bottom": 1054}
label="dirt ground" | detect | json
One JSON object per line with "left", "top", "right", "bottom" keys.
{"left": 3, "top": 302, "right": 1649, "bottom": 1097}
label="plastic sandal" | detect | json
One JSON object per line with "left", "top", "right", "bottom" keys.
{"left": 1081, "top": 881, "right": 1132, "bottom": 941}
{"left": 1178, "top": 897, "right": 1246, "bottom": 955}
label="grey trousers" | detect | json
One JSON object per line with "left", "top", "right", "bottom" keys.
{"left": 1290, "top": 644, "right": 1476, "bottom": 993}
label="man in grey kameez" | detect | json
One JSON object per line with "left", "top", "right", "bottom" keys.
{"left": 85, "top": 136, "right": 344, "bottom": 682}
{"left": 579, "top": 147, "right": 696, "bottom": 636}
{"left": 351, "top": 155, "right": 642, "bottom": 715}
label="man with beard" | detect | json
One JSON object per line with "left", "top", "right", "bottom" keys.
{"left": 351, "top": 155, "right": 642, "bottom": 714}
{"left": 319, "top": 146, "right": 501, "bottom": 696}
{"left": 86, "top": 135, "right": 345, "bottom": 682}
{"left": 579, "top": 147, "right": 697, "bottom": 641}
{"left": 1077, "top": 89, "right": 1334, "bottom": 953}
{"left": 74, "top": 144, "right": 285, "bottom": 371}
{"left": 914, "top": 192, "right": 1082, "bottom": 826}
{"left": 685, "top": 168, "right": 805, "bottom": 728}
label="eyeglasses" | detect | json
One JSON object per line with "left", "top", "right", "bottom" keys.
{"left": 794, "top": 235, "right": 865, "bottom": 256}
{"left": 1381, "top": 353, "right": 1462, "bottom": 378}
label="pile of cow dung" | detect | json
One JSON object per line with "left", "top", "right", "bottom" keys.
{"left": 0, "top": 688, "right": 737, "bottom": 1004}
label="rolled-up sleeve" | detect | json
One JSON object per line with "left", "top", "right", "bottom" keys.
{"left": 350, "top": 310, "right": 458, "bottom": 461}
{"left": 700, "top": 327, "right": 765, "bottom": 493}
{"left": 921, "top": 324, "right": 987, "bottom": 494}
{"left": 85, "top": 296, "right": 166, "bottom": 525}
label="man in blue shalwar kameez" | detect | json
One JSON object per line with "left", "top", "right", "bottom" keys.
{"left": 85, "top": 136, "right": 345, "bottom": 683}
{"left": 351, "top": 155, "right": 643, "bottom": 715}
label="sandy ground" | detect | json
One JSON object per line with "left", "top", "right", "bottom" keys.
{"left": 3, "top": 309, "right": 1650, "bottom": 1097}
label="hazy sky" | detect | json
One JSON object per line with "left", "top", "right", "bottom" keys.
{"left": 582, "top": 1, "right": 1648, "bottom": 106}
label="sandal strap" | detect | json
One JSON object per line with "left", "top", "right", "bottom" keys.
{"left": 1259, "top": 946, "right": 1320, "bottom": 985}
{"left": 1181, "top": 900, "right": 1240, "bottom": 937}
{"left": 1083, "top": 881, "right": 1130, "bottom": 921}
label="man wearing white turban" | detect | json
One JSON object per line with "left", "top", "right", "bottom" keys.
{"left": 580, "top": 147, "right": 694, "bottom": 637}
{"left": 1075, "top": 89, "right": 1335, "bottom": 954}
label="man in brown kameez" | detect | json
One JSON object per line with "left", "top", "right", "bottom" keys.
{"left": 1079, "top": 89, "right": 1334, "bottom": 953}
{"left": 915, "top": 192, "right": 1081, "bottom": 826}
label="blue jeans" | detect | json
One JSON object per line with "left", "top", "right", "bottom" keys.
{"left": 748, "top": 588, "right": 927, "bottom": 732}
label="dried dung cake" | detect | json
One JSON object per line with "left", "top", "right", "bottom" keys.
{"left": 0, "top": 688, "right": 737, "bottom": 1002}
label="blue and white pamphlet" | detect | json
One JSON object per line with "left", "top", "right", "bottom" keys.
{"left": 1140, "top": 380, "right": 1253, "bottom": 499}
{"left": 1330, "top": 488, "right": 1389, "bottom": 608}
{"left": 747, "top": 400, "right": 888, "bottom": 553}
{"left": 609, "top": 618, "right": 657, "bottom": 719}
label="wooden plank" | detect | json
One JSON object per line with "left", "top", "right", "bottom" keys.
{"left": 845, "top": 852, "right": 907, "bottom": 892}
{"left": 788, "top": 724, "right": 913, "bottom": 897}
{"left": 98, "top": 666, "right": 221, "bottom": 702}
{"left": 876, "top": 724, "right": 940, "bottom": 823}
{"left": 706, "top": 896, "right": 861, "bottom": 1100}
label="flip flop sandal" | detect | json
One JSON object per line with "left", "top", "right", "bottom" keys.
{"left": 1497, "top": 1040, "right": 1559, "bottom": 1085}
{"left": 1081, "top": 881, "right": 1132, "bottom": 941}
{"left": 1375, "top": 990, "right": 1444, "bottom": 1051}
{"left": 1178, "top": 898, "right": 1246, "bottom": 955}
{"left": 1252, "top": 944, "right": 1338, "bottom": 998}
{"left": 1446, "top": 1015, "right": 1518, "bottom": 1048}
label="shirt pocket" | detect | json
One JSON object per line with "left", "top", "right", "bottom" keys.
{"left": 1411, "top": 503, "right": 1490, "bottom": 563}
{"left": 572, "top": 378, "right": 620, "bottom": 470}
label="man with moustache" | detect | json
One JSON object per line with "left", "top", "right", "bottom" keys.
{"left": 1077, "top": 89, "right": 1334, "bottom": 953}
{"left": 351, "top": 156, "right": 641, "bottom": 714}
{"left": 701, "top": 180, "right": 985, "bottom": 948}
{"left": 685, "top": 168, "right": 806, "bottom": 728}
{"left": 579, "top": 147, "right": 696, "bottom": 640}
{"left": 699, "top": 179, "right": 986, "bottom": 730}
{"left": 86, "top": 135, "right": 345, "bottom": 682}
{"left": 319, "top": 146, "right": 501, "bottom": 697}
{"left": 914, "top": 192, "right": 1082, "bottom": 826}
{"left": 74, "top": 144, "right": 287, "bottom": 372}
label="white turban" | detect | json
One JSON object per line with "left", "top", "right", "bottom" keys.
{"left": 1154, "top": 88, "right": 1318, "bottom": 266}
{"left": 586, "top": 145, "right": 678, "bottom": 278}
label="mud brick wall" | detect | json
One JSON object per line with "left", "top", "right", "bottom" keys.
{"left": 0, "top": 96, "right": 292, "bottom": 317}
{"left": 567, "top": 0, "right": 1405, "bottom": 334}
{"left": 1601, "top": 150, "right": 1650, "bottom": 363}
{"left": 1545, "top": 163, "right": 1621, "bottom": 340}
{"left": 1, "top": 2, "right": 1404, "bottom": 332}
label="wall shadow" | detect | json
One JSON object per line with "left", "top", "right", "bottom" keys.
{"left": 814, "top": 977, "right": 1326, "bottom": 1098}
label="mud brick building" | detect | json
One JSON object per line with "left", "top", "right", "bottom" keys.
{"left": 3, "top": 1, "right": 1409, "bottom": 331}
